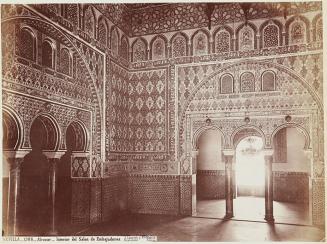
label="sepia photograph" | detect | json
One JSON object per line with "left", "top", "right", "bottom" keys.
{"left": 1, "top": 0, "right": 325, "bottom": 241}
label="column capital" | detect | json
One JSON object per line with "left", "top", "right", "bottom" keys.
{"left": 262, "top": 149, "right": 274, "bottom": 156}
{"left": 44, "top": 151, "right": 66, "bottom": 159}
{"left": 222, "top": 149, "right": 235, "bottom": 156}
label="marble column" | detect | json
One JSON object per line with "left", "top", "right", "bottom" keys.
{"left": 49, "top": 158, "right": 58, "bottom": 235}
{"left": 7, "top": 157, "right": 22, "bottom": 235}
{"left": 44, "top": 152, "right": 65, "bottom": 235}
{"left": 263, "top": 150, "right": 274, "bottom": 222}
{"left": 223, "top": 150, "right": 235, "bottom": 219}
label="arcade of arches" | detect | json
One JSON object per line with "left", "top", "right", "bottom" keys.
{"left": 1, "top": 2, "right": 325, "bottom": 241}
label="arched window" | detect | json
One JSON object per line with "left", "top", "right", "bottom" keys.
{"left": 215, "top": 30, "right": 230, "bottom": 53}
{"left": 17, "top": 27, "right": 36, "bottom": 61}
{"left": 263, "top": 24, "right": 279, "bottom": 48}
{"left": 290, "top": 20, "right": 306, "bottom": 44}
{"left": 261, "top": 71, "right": 276, "bottom": 91}
{"left": 42, "top": 40, "right": 54, "bottom": 69}
{"left": 111, "top": 28, "right": 119, "bottom": 56}
{"left": 240, "top": 72, "right": 255, "bottom": 92}
{"left": 60, "top": 48, "right": 71, "bottom": 76}
{"left": 151, "top": 36, "right": 166, "bottom": 60}
{"left": 98, "top": 18, "right": 108, "bottom": 46}
{"left": 192, "top": 31, "right": 208, "bottom": 56}
{"left": 239, "top": 25, "right": 254, "bottom": 51}
{"left": 120, "top": 36, "right": 129, "bottom": 61}
{"left": 220, "top": 74, "right": 234, "bottom": 94}
{"left": 132, "top": 38, "right": 147, "bottom": 62}
{"left": 63, "top": 4, "right": 78, "bottom": 26}
{"left": 171, "top": 33, "right": 187, "bottom": 57}
{"left": 84, "top": 6, "right": 95, "bottom": 38}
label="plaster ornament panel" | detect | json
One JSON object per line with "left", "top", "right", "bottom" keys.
{"left": 64, "top": 4, "right": 78, "bottom": 26}
{"left": 132, "top": 38, "right": 147, "bottom": 62}
{"left": 98, "top": 18, "right": 108, "bottom": 46}
{"left": 111, "top": 28, "right": 119, "bottom": 57}
{"left": 193, "top": 31, "right": 208, "bottom": 56}
{"left": 120, "top": 36, "right": 129, "bottom": 61}
{"left": 151, "top": 36, "right": 166, "bottom": 60}
{"left": 316, "top": 18, "right": 323, "bottom": 41}
{"left": 239, "top": 25, "right": 254, "bottom": 51}
{"left": 215, "top": 30, "right": 230, "bottom": 53}
{"left": 220, "top": 74, "right": 234, "bottom": 94}
{"left": 84, "top": 6, "right": 95, "bottom": 39}
{"left": 263, "top": 24, "right": 279, "bottom": 48}
{"left": 290, "top": 19, "right": 306, "bottom": 44}
{"left": 60, "top": 48, "right": 71, "bottom": 76}
{"left": 172, "top": 34, "right": 187, "bottom": 57}
{"left": 129, "top": 2, "right": 321, "bottom": 36}
{"left": 16, "top": 27, "right": 36, "bottom": 61}
{"left": 261, "top": 71, "right": 275, "bottom": 91}
{"left": 240, "top": 72, "right": 255, "bottom": 92}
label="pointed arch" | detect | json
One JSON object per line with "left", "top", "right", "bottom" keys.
{"left": 213, "top": 25, "right": 234, "bottom": 53}
{"left": 97, "top": 16, "right": 108, "bottom": 46}
{"left": 120, "top": 35, "right": 129, "bottom": 61}
{"left": 83, "top": 5, "right": 95, "bottom": 39}
{"left": 149, "top": 34, "right": 168, "bottom": 60}
{"left": 131, "top": 37, "right": 148, "bottom": 62}
{"left": 285, "top": 15, "right": 310, "bottom": 45}
{"left": 110, "top": 26, "right": 120, "bottom": 56}
{"left": 170, "top": 32, "right": 189, "bottom": 57}
{"left": 312, "top": 13, "right": 323, "bottom": 42}
{"left": 235, "top": 21, "right": 258, "bottom": 51}
{"left": 191, "top": 29, "right": 210, "bottom": 56}
{"left": 259, "top": 19, "right": 283, "bottom": 48}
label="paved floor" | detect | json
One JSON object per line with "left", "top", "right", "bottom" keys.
{"left": 78, "top": 213, "right": 325, "bottom": 241}
{"left": 196, "top": 196, "right": 310, "bottom": 225}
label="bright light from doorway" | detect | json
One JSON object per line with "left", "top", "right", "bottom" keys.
{"left": 236, "top": 136, "right": 265, "bottom": 187}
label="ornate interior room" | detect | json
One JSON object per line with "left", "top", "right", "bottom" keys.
{"left": 1, "top": 2, "right": 325, "bottom": 241}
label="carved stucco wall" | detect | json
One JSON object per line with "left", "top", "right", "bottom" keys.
{"left": 2, "top": 3, "right": 324, "bottom": 226}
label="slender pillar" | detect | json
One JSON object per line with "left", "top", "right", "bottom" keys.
{"left": 264, "top": 151, "right": 274, "bottom": 222}
{"left": 223, "top": 150, "right": 235, "bottom": 219}
{"left": 7, "top": 158, "right": 22, "bottom": 236}
{"left": 49, "top": 158, "right": 58, "bottom": 235}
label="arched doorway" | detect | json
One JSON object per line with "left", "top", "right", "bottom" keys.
{"left": 56, "top": 121, "right": 87, "bottom": 231}
{"left": 19, "top": 114, "right": 59, "bottom": 235}
{"left": 195, "top": 128, "right": 226, "bottom": 218}
{"left": 272, "top": 126, "right": 311, "bottom": 225}
{"left": 234, "top": 136, "right": 266, "bottom": 220}
{"left": 3, "top": 109, "right": 21, "bottom": 235}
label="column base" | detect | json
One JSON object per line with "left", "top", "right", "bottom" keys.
{"left": 264, "top": 215, "right": 275, "bottom": 223}
{"left": 224, "top": 213, "right": 234, "bottom": 219}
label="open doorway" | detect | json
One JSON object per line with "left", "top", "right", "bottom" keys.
{"left": 234, "top": 136, "right": 266, "bottom": 221}
{"left": 272, "top": 127, "right": 311, "bottom": 225}
{"left": 195, "top": 129, "right": 226, "bottom": 218}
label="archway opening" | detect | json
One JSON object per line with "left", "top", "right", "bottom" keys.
{"left": 56, "top": 121, "right": 87, "bottom": 231}
{"left": 2, "top": 110, "right": 21, "bottom": 235}
{"left": 19, "top": 114, "right": 59, "bottom": 235}
{"left": 234, "top": 136, "right": 266, "bottom": 220}
{"left": 30, "top": 115, "right": 58, "bottom": 151}
{"left": 272, "top": 127, "right": 310, "bottom": 225}
{"left": 195, "top": 129, "right": 226, "bottom": 218}
{"left": 66, "top": 121, "right": 87, "bottom": 152}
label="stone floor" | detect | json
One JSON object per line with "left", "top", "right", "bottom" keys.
{"left": 196, "top": 196, "right": 310, "bottom": 225}
{"left": 78, "top": 213, "right": 325, "bottom": 241}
